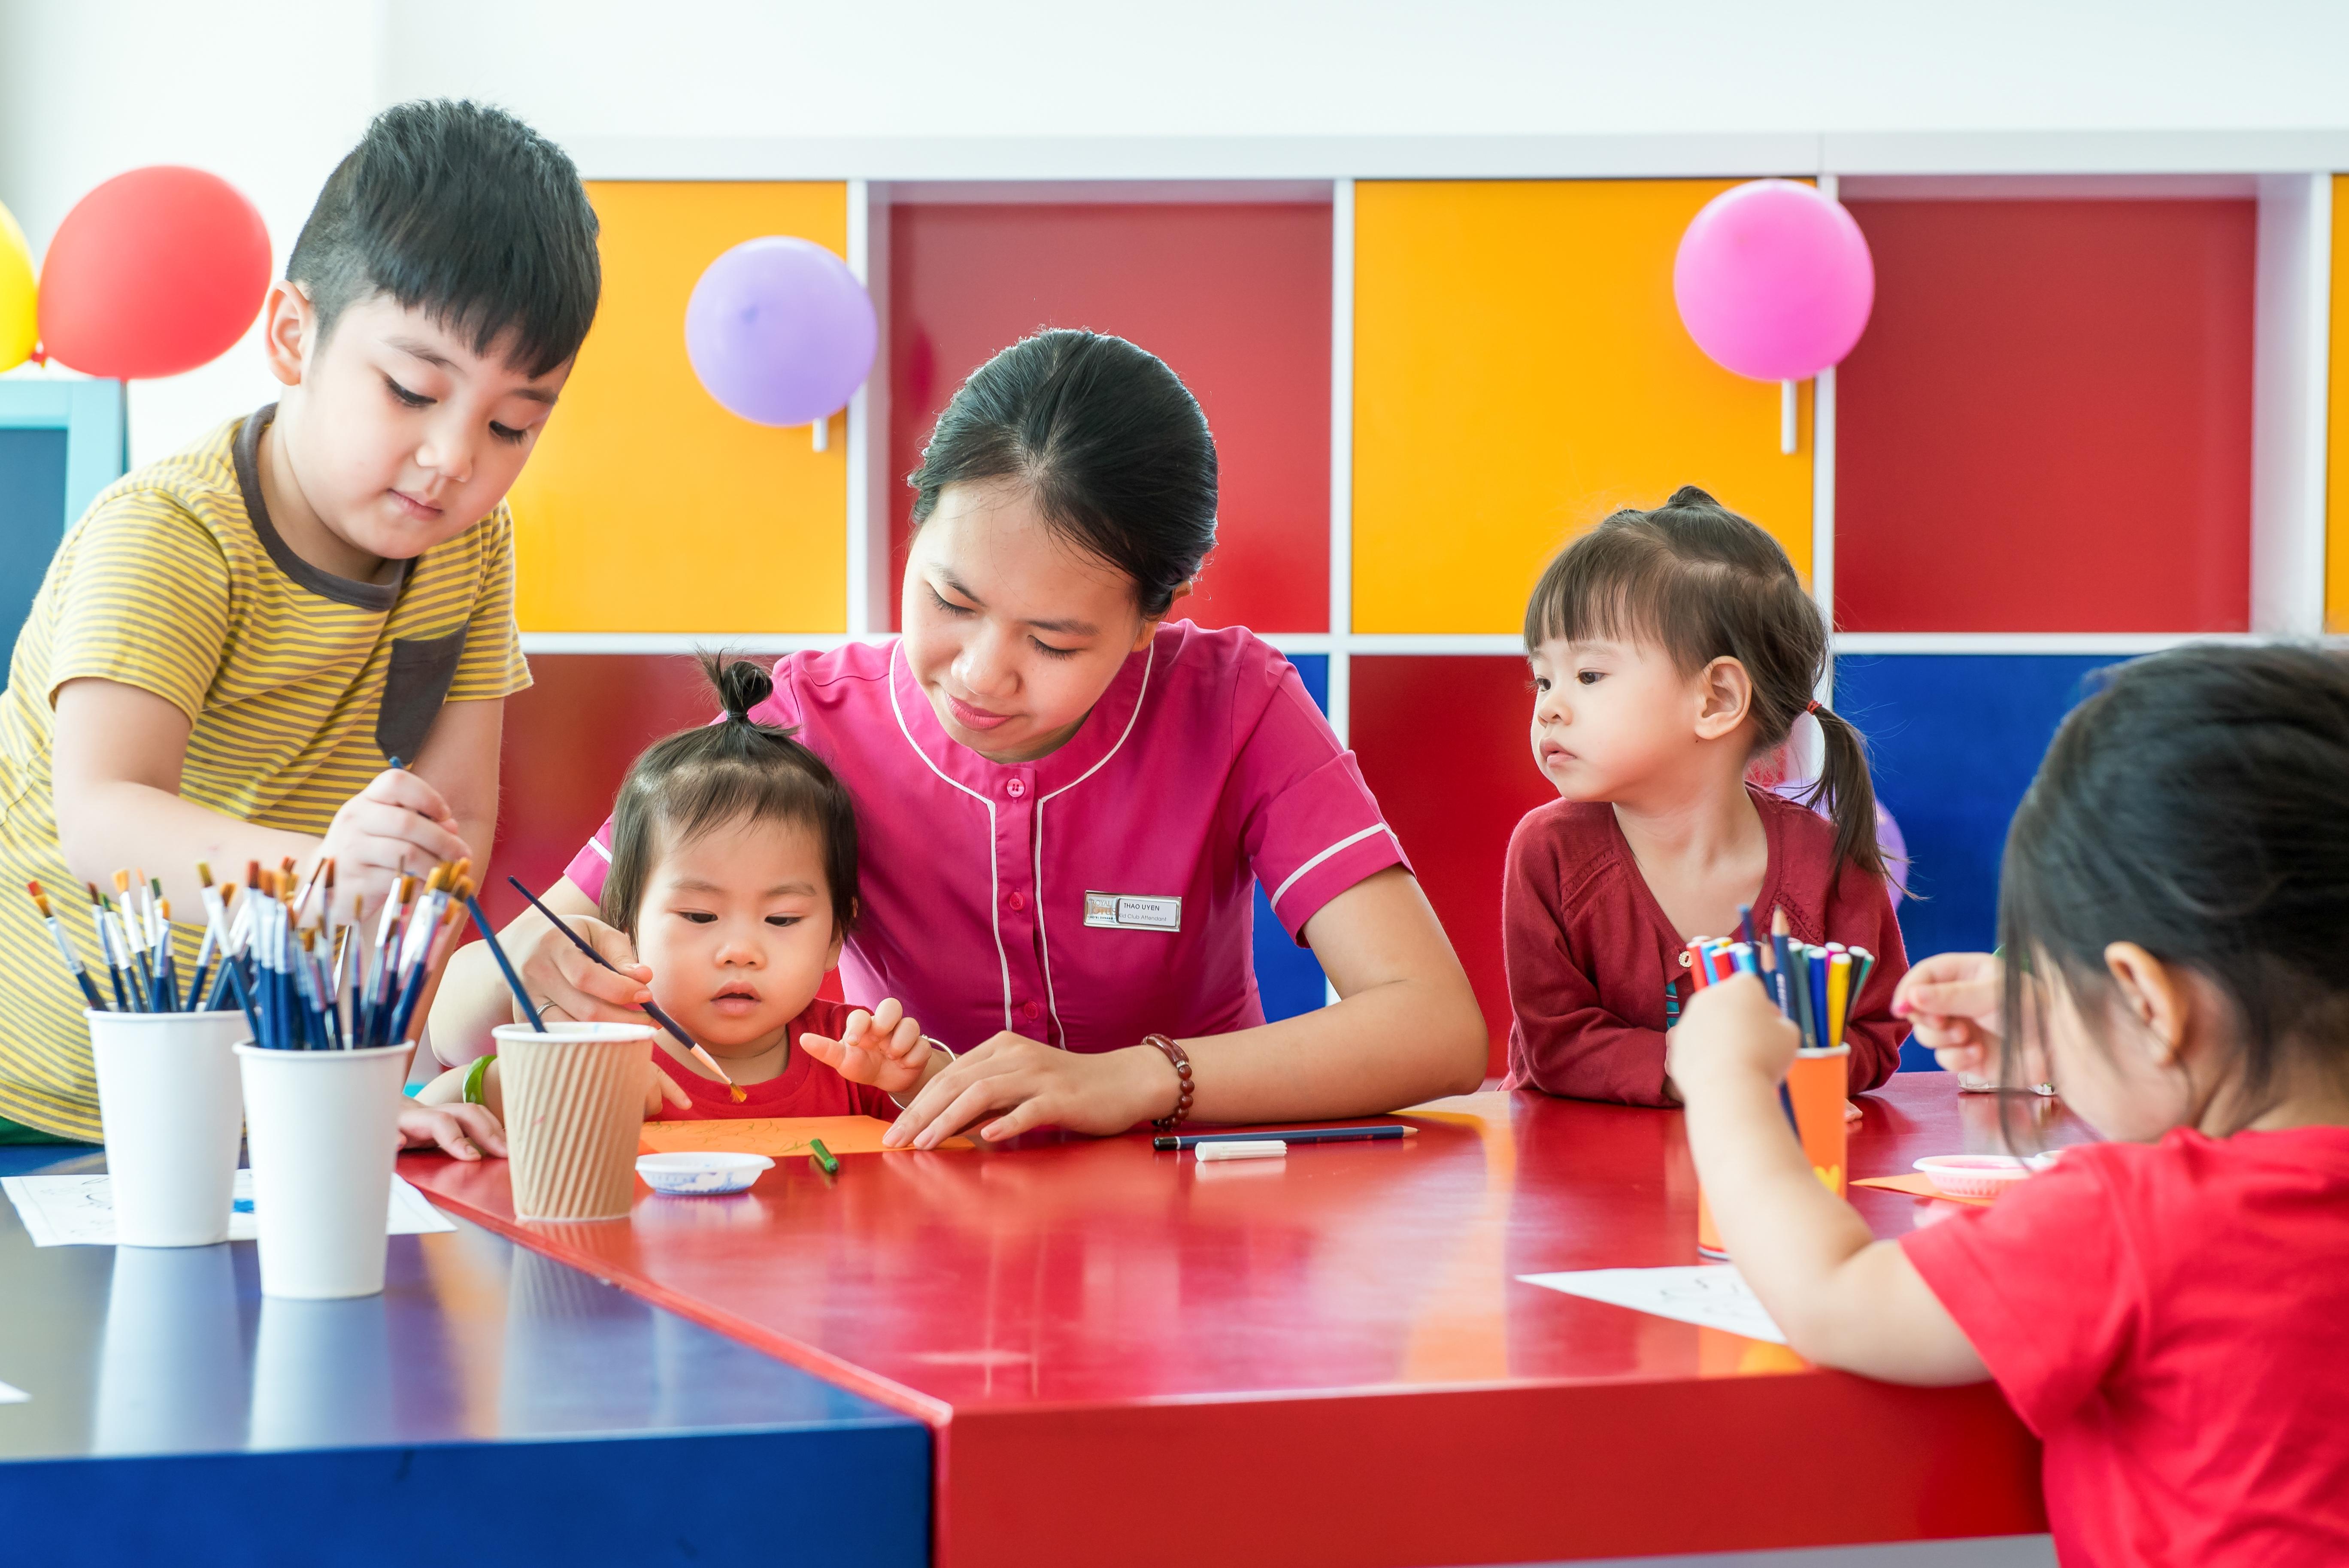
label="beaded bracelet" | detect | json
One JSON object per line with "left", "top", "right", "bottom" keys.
{"left": 1140, "top": 1033, "right": 1193, "bottom": 1132}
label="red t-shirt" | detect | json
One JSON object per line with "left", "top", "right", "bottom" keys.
{"left": 1902, "top": 1124, "right": 2349, "bottom": 1567}
{"left": 649, "top": 998, "right": 900, "bottom": 1121}
{"left": 1500, "top": 786, "right": 1909, "bottom": 1105}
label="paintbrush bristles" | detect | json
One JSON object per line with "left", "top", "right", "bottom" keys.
{"left": 26, "top": 882, "right": 50, "bottom": 919}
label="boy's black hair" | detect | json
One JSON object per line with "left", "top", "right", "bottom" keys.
{"left": 598, "top": 656, "right": 859, "bottom": 940}
{"left": 1524, "top": 486, "right": 1886, "bottom": 881}
{"left": 908, "top": 329, "right": 1217, "bottom": 618}
{"left": 1997, "top": 645, "right": 2349, "bottom": 1129}
{"left": 287, "top": 99, "right": 600, "bottom": 378}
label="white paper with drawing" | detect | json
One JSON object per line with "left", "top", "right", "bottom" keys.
{"left": 1517, "top": 1264, "right": 1788, "bottom": 1344}
{"left": 0, "top": 1171, "right": 454, "bottom": 1247}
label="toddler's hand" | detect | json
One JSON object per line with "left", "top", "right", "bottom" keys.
{"left": 799, "top": 998, "right": 932, "bottom": 1095}
{"left": 1668, "top": 973, "right": 1800, "bottom": 1103}
{"left": 397, "top": 1099, "right": 506, "bottom": 1161}
{"left": 643, "top": 1058, "right": 694, "bottom": 1119}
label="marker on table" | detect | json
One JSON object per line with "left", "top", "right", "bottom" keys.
{"left": 809, "top": 1138, "right": 839, "bottom": 1176}
{"left": 1154, "top": 1125, "right": 1416, "bottom": 1152}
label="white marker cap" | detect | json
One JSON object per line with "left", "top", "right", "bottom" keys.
{"left": 1195, "top": 1139, "right": 1287, "bottom": 1162}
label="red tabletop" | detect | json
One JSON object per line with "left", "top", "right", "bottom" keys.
{"left": 403, "top": 1075, "right": 2081, "bottom": 1568}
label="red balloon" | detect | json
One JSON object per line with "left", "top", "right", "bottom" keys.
{"left": 38, "top": 166, "right": 270, "bottom": 379}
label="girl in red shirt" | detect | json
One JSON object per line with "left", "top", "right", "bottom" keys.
{"left": 1502, "top": 486, "right": 1907, "bottom": 1106}
{"left": 424, "top": 655, "right": 950, "bottom": 1122}
{"left": 1673, "top": 645, "right": 2349, "bottom": 1567}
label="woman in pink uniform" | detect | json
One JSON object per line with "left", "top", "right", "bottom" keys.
{"left": 432, "top": 330, "right": 1488, "bottom": 1145}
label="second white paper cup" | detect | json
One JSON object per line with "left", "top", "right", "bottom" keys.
{"left": 89, "top": 1008, "right": 247, "bottom": 1247}
{"left": 235, "top": 1041, "right": 412, "bottom": 1299}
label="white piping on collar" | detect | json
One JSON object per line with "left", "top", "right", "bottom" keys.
{"left": 887, "top": 642, "right": 1013, "bottom": 1034}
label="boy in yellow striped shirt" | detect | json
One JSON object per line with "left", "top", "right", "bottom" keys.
{"left": 0, "top": 100, "right": 600, "bottom": 1145}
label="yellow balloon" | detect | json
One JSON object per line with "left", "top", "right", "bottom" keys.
{"left": 0, "top": 199, "right": 36, "bottom": 372}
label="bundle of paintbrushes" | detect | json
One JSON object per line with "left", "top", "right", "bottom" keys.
{"left": 1680, "top": 902, "right": 1875, "bottom": 1053}
{"left": 29, "top": 857, "right": 476, "bottom": 1050}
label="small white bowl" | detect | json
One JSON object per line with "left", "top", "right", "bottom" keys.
{"left": 1913, "top": 1153, "right": 2052, "bottom": 1200}
{"left": 636, "top": 1151, "right": 774, "bottom": 1195}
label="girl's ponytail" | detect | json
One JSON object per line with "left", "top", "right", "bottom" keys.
{"left": 1807, "top": 702, "right": 1887, "bottom": 883}
{"left": 709, "top": 654, "right": 776, "bottom": 728}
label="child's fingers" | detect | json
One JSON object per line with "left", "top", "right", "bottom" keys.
{"left": 367, "top": 763, "right": 457, "bottom": 819}
{"left": 839, "top": 1009, "right": 875, "bottom": 1047}
{"left": 870, "top": 997, "right": 903, "bottom": 1036}
{"left": 799, "top": 1031, "right": 845, "bottom": 1068}
{"left": 885, "top": 1019, "right": 925, "bottom": 1060}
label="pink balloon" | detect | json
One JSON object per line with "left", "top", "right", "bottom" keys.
{"left": 1673, "top": 180, "right": 1874, "bottom": 382}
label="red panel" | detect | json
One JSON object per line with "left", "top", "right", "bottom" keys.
{"left": 1350, "top": 656, "right": 1555, "bottom": 1076}
{"left": 485, "top": 654, "right": 716, "bottom": 932}
{"left": 1837, "top": 200, "right": 2255, "bottom": 633}
{"left": 405, "top": 1075, "right": 2062, "bottom": 1567}
{"left": 888, "top": 203, "right": 1331, "bottom": 633}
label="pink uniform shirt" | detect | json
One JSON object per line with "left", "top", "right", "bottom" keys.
{"left": 566, "top": 622, "right": 1407, "bottom": 1055}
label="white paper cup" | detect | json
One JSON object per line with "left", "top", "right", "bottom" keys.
{"left": 89, "top": 1008, "right": 247, "bottom": 1247}
{"left": 234, "top": 1041, "right": 412, "bottom": 1299}
{"left": 494, "top": 1022, "right": 653, "bottom": 1222}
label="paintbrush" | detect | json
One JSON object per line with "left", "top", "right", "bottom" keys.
{"left": 27, "top": 881, "right": 106, "bottom": 1011}
{"left": 505, "top": 874, "right": 743, "bottom": 1101}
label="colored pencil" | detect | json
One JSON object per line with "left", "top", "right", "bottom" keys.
{"left": 1153, "top": 1125, "right": 1417, "bottom": 1151}
{"left": 1826, "top": 951, "right": 1853, "bottom": 1050}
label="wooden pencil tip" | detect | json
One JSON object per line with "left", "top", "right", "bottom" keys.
{"left": 1771, "top": 907, "right": 1790, "bottom": 935}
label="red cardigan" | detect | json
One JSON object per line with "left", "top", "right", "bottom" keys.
{"left": 1501, "top": 787, "right": 1909, "bottom": 1106}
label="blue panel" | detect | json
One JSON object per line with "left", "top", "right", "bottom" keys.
{"left": 1255, "top": 651, "right": 1331, "bottom": 1021}
{"left": 0, "top": 1143, "right": 930, "bottom": 1568}
{"left": 1835, "top": 654, "right": 2111, "bottom": 1066}
{"left": 0, "top": 427, "right": 68, "bottom": 662}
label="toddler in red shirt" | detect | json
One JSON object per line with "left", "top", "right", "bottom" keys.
{"left": 1672, "top": 645, "right": 2349, "bottom": 1567}
{"left": 424, "top": 656, "right": 948, "bottom": 1122}
{"left": 1502, "top": 486, "right": 1907, "bottom": 1106}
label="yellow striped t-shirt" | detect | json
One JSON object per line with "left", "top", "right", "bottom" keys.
{"left": 0, "top": 406, "right": 530, "bottom": 1138}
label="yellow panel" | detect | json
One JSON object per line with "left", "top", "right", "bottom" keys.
{"left": 1354, "top": 180, "right": 1814, "bottom": 635}
{"left": 2328, "top": 175, "right": 2349, "bottom": 632}
{"left": 510, "top": 182, "right": 849, "bottom": 634}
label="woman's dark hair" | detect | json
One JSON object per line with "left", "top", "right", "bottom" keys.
{"left": 1997, "top": 645, "right": 2349, "bottom": 1125}
{"left": 907, "top": 329, "right": 1217, "bottom": 618}
{"left": 598, "top": 656, "right": 858, "bottom": 939}
{"left": 288, "top": 99, "right": 602, "bottom": 378}
{"left": 1523, "top": 485, "right": 1885, "bottom": 879}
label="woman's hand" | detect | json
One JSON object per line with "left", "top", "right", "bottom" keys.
{"left": 799, "top": 999, "right": 937, "bottom": 1098}
{"left": 881, "top": 1033, "right": 1179, "bottom": 1149}
{"left": 396, "top": 1098, "right": 507, "bottom": 1161}
{"left": 511, "top": 913, "right": 654, "bottom": 1028}
{"left": 1667, "top": 972, "right": 1801, "bottom": 1105}
{"left": 1892, "top": 952, "right": 2005, "bottom": 1079}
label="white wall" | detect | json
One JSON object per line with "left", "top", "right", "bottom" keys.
{"left": 3, "top": 0, "right": 2346, "bottom": 461}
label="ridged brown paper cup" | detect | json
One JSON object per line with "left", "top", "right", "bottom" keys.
{"left": 493, "top": 1023, "right": 653, "bottom": 1222}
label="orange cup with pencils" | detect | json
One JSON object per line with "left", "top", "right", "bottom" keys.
{"left": 1786, "top": 1046, "right": 1849, "bottom": 1197}
{"left": 1695, "top": 1048, "right": 1849, "bottom": 1258}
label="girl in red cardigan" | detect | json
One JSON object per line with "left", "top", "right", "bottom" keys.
{"left": 1501, "top": 486, "right": 1907, "bottom": 1107}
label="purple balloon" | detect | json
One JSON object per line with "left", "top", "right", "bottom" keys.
{"left": 1673, "top": 180, "right": 1874, "bottom": 383}
{"left": 684, "top": 236, "right": 876, "bottom": 427}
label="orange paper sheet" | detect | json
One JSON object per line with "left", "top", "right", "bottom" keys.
{"left": 1853, "top": 1173, "right": 1991, "bottom": 1206}
{"left": 637, "top": 1116, "right": 974, "bottom": 1158}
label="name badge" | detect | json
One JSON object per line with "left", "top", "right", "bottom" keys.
{"left": 1084, "top": 892, "right": 1182, "bottom": 932}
